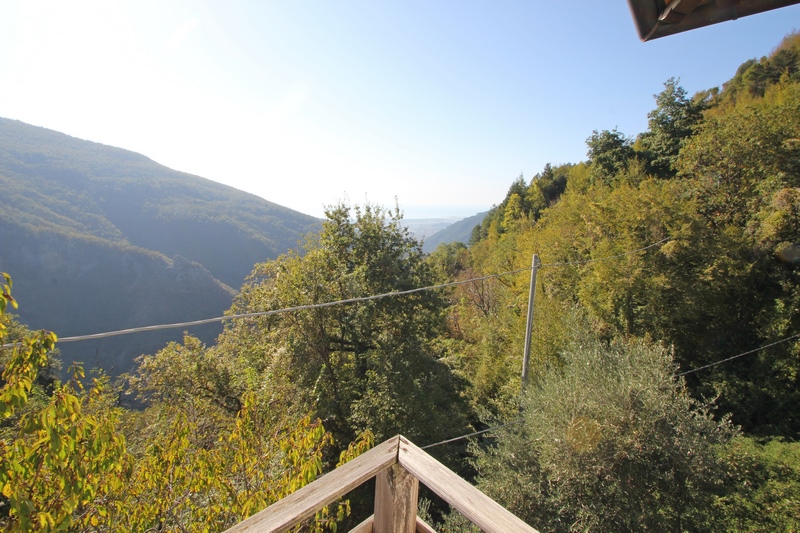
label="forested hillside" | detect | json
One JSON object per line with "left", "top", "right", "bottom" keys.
{"left": 421, "top": 210, "right": 489, "bottom": 252}
{"left": 445, "top": 33, "right": 800, "bottom": 530}
{"left": 461, "top": 33, "right": 800, "bottom": 438}
{"left": 0, "top": 118, "right": 319, "bottom": 374}
{"left": 2, "top": 34, "right": 800, "bottom": 532}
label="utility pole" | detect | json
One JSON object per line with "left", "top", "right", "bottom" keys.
{"left": 521, "top": 253, "right": 540, "bottom": 392}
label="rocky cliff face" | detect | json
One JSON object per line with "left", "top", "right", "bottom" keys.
{"left": 0, "top": 221, "right": 234, "bottom": 375}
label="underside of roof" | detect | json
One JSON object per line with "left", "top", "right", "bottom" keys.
{"left": 628, "top": 0, "right": 800, "bottom": 41}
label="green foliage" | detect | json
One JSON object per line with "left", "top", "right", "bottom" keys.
{"left": 444, "top": 38, "right": 800, "bottom": 524}
{"left": 218, "top": 203, "right": 471, "bottom": 449}
{"left": 426, "top": 241, "right": 469, "bottom": 282}
{"left": 717, "top": 32, "right": 800, "bottom": 105}
{"left": 715, "top": 437, "right": 800, "bottom": 531}
{"left": 529, "top": 162, "right": 569, "bottom": 208}
{"left": 1, "top": 370, "right": 130, "bottom": 532}
{"left": 2, "top": 272, "right": 369, "bottom": 532}
{"left": 676, "top": 80, "right": 800, "bottom": 437}
{"left": 637, "top": 77, "right": 706, "bottom": 178}
{"left": 1, "top": 273, "right": 129, "bottom": 532}
{"left": 469, "top": 165, "right": 571, "bottom": 245}
{"left": 3, "top": 31, "right": 800, "bottom": 533}
{"left": 106, "top": 395, "right": 369, "bottom": 532}
{"left": 122, "top": 336, "right": 377, "bottom": 532}
{"left": 474, "top": 335, "right": 736, "bottom": 532}
{"left": 586, "top": 128, "right": 635, "bottom": 184}
{"left": 461, "top": 70, "right": 800, "bottom": 437}
{"left": 680, "top": 81, "right": 800, "bottom": 225}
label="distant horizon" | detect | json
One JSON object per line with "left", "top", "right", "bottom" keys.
{"left": 2, "top": 113, "right": 490, "bottom": 221}
{"left": 3, "top": 2, "right": 799, "bottom": 220}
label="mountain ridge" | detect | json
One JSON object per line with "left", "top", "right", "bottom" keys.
{"left": 0, "top": 117, "right": 320, "bottom": 375}
{"left": 422, "top": 211, "right": 489, "bottom": 252}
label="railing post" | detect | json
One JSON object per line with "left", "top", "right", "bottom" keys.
{"left": 373, "top": 464, "right": 419, "bottom": 533}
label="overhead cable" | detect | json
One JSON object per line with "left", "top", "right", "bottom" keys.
{"left": 2, "top": 269, "right": 528, "bottom": 346}
{"left": 424, "top": 332, "right": 800, "bottom": 451}
{"left": 675, "top": 332, "right": 800, "bottom": 377}
{"left": 421, "top": 419, "right": 524, "bottom": 450}
{"left": 0, "top": 237, "right": 669, "bottom": 348}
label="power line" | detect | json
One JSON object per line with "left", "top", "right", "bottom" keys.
{"left": 1, "top": 269, "right": 527, "bottom": 347}
{"left": 421, "top": 419, "right": 523, "bottom": 450}
{"left": 423, "top": 332, "right": 800, "bottom": 451}
{"left": 0, "top": 237, "right": 669, "bottom": 348}
{"left": 676, "top": 332, "right": 800, "bottom": 377}
{"left": 422, "top": 332, "right": 800, "bottom": 451}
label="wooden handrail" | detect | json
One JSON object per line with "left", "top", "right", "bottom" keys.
{"left": 397, "top": 437, "right": 536, "bottom": 533}
{"left": 224, "top": 436, "right": 400, "bottom": 533}
{"left": 351, "top": 515, "right": 436, "bottom": 533}
{"left": 223, "top": 435, "right": 539, "bottom": 533}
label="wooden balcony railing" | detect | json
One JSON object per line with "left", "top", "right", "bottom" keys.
{"left": 224, "top": 435, "right": 538, "bottom": 533}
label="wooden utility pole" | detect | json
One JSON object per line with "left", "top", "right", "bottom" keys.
{"left": 521, "top": 253, "right": 540, "bottom": 392}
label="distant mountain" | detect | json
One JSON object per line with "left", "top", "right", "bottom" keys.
{"left": 402, "top": 217, "right": 461, "bottom": 241}
{"left": 0, "top": 117, "right": 320, "bottom": 375}
{"left": 422, "top": 211, "right": 489, "bottom": 253}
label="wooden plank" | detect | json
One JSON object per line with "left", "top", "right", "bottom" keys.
{"left": 397, "top": 437, "right": 539, "bottom": 533}
{"left": 374, "top": 464, "right": 419, "bottom": 533}
{"left": 349, "top": 515, "right": 373, "bottom": 533}
{"left": 348, "top": 514, "right": 436, "bottom": 533}
{"left": 415, "top": 516, "right": 437, "bottom": 533}
{"left": 224, "top": 436, "right": 400, "bottom": 533}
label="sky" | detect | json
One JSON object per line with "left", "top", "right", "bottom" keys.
{"left": 1, "top": 1, "right": 798, "bottom": 219}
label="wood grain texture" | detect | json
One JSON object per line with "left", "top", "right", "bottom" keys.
{"left": 415, "top": 516, "right": 437, "bottom": 533}
{"left": 374, "top": 464, "right": 419, "bottom": 533}
{"left": 347, "top": 515, "right": 437, "bottom": 533}
{"left": 224, "top": 436, "right": 400, "bottom": 533}
{"left": 349, "top": 515, "right": 374, "bottom": 533}
{"left": 397, "top": 437, "right": 539, "bottom": 533}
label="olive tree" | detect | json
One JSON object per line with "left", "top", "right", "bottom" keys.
{"left": 474, "top": 334, "right": 736, "bottom": 532}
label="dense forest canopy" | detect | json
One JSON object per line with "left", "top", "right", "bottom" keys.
{"left": 466, "top": 33, "right": 800, "bottom": 439}
{"left": 2, "top": 33, "right": 800, "bottom": 532}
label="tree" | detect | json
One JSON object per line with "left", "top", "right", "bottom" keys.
{"left": 105, "top": 393, "right": 365, "bottom": 533}
{"left": 1, "top": 271, "right": 368, "bottom": 532}
{"left": 219, "top": 203, "right": 471, "bottom": 448}
{"left": 676, "top": 80, "right": 800, "bottom": 437}
{"left": 474, "top": 334, "right": 736, "bottom": 532}
{"left": 715, "top": 437, "right": 800, "bottom": 531}
{"left": 638, "top": 78, "right": 706, "bottom": 178}
{"left": 426, "top": 241, "right": 468, "bottom": 282}
{"left": 1, "top": 273, "right": 129, "bottom": 532}
{"left": 501, "top": 193, "right": 524, "bottom": 231}
{"left": 529, "top": 162, "right": 569, "bottom": 209}
{"left": 586, "top": 128, "right": 635, "bottom": 184}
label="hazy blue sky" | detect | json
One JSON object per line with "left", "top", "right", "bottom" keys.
{"left": 1, "top": 1, "right": 798, "bottom": 218}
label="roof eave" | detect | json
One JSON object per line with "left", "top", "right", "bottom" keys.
{"left": 628, "top": 0, "right": 800, "bottom": 41}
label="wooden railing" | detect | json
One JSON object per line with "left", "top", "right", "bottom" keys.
{"left": 224, "top": 435, "right": 538, "bottom": 533}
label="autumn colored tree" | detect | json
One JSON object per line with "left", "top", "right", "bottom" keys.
{"left": 1, "top": 273, "right": 129, "bottom": 532}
